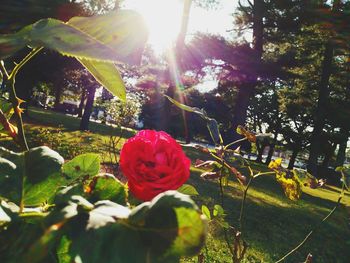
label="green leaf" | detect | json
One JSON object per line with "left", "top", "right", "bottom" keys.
{"left": 165, "top": 95, "right": 207, "bottom": 117}
{"left": 0, "top": 10, "right": 148, "bottom": 101}
{"left": 335, "top": 166, "right": 343, "bottom": 172}
{"left": 201, "top": 205, "right": 211, "bottom": 220}
{"left": 68, "top": 10, "right": 148, "bottom": 65}
{"left": 130, "top": 191, "right": 206, "bottom": 260}
{"left": 169, "top": 206, "right": 207, "bottom": 257}
{"left": 0, "top": 19, "right": 118, "bottom": 61}
{"left": 62, "top": 153, "right": 100, "bottom": 180}
{"left": 165, "top": 95, "right": 223, "bottom": 144}
{"left": 0, "top": 215, "right": 51, "bottom": 262}
{"left": 0, "top": 146, "right": 65, "bottom": 206}
{"left": 206, "top": 118, "right": 223, "bottom": 144}
{"left": 57, "top": 191, "right": 205, "bottom": 262}
{"left": 69, "top": 220, "right": 146, "bottom": 263}
{"left": 0, "top": 33, "right": 27, "bottom": 60}
{"left": 88, "top": 174, "right": 127, "bottom": 205}
{"left": 177, "top": 184, "right": 199, "bottom": 196}
{"left": 78, "top": 59, "right": 126, "bottom": 101}
{"left": 213, "top": 204, "right": 224, "bottom": 217}
{"left": 54, "top": 184, "right": 85, "bottom": 206}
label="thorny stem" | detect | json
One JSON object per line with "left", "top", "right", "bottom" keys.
{"left": 209, "top": 152, "right": 237, "bottom": 175}
{"left": 8, "top": 47, "right": 43, "bottom": 79}
{"left": 275, "top": 183, "right": 345, "bottom": 263}
{"left": 9, "top": 79, "right": 29, "bottom": 151}
{"left": 1, "top": 47, "right": 43, "bottom": 151}
{"left": 1, "top": 48, "right": 43, "bottom": 213}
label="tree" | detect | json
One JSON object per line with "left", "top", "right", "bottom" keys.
{"left": 307, "top": 0, "right": 350, "bottom": 174}
{"left": 80, "top": 80, "right": 99, "bottom": 130}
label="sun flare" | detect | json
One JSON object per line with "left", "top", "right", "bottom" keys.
{"left": 125, "top": 0, "right": 183, "bottom": 53}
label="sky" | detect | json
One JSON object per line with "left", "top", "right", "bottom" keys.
{"left": 122, "top": 0, "right": 239, "bottom": 92}
{"left": 123, "top": 0, "right": 238, "bottom": 52}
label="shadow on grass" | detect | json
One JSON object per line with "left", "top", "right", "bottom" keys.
{"left": 26, "top": 107, "right": 136, "bottom": 138}
{"left": 188, "top": 168, "right": 350, "bottom": 263}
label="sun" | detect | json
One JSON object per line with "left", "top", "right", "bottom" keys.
{"left": 124, "top": 0, "right": 183, "bottom": 53}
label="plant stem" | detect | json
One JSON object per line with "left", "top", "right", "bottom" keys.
{"left": 5, "top": 47, "right": 43, "bottom": 150}
{"left": 217, "top": 146, "right": 235, "bottom": 260}
{"left": 275, "top": 184, "right": 345, "bottom": 263}
{"left": 0, "top": 60, "right": 9, "bottom": 79}
{"left": 224, "top": 137, "right": 247, "bottom": 150}
{"left": 9, "top": 79, "right": 29, "bottom": 150}
{"left": 238, "top": 176, "right": 253, "bottom": 235}
{"left": 8, "top": 47, "right": 43, "bottom": 79}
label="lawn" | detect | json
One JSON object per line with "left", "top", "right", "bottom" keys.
{"left": 1, "top": 107, "right": 349, "bottom": 263}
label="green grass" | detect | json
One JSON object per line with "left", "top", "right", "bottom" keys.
{"left": 185, "top": 165, "right": 349, "bottom": 263}
{"left": 26, "top": 106, "right": 136, "bottom": 137}
{"left": 1, "top": 107, "right": 349, "bottom": 263}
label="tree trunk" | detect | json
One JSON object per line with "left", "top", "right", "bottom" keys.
{"left": 231, "top": 0, "right": 263, "bottom": 143}
{"left": 80, "top": 85, "right": 97, "bottom": 131}
{"left": 321, "top": 142, "right": 337, "bottom": 169}
{"left": 231, "top": 83, "right": 256, "bottom": 141}
{"left": 307, "top": 41, "right": 334, "bottom": 175}
{"left": 336, "top": 134, "right": 348, "bottom": 166}
{"left": 176, "top": 0, "right": 192, "bottom": 52}
{"left": 288, "top": 148, "right": 299, "bottom": 170}
{"left": 256, "top": 142, "right": 266, "bottom": 163}
{"left": 162, "top": 1, "right": 192, "bottom": 139}
{"left": 53, "top": 75, "right": 64, "bottom": 110}
{"left": 177, "top": 0, "right": 192, "bottom": 143}
{"left": 265, "top": 143, "right": 275, "bottom": 165}
{"left": 77, "top": 88, "right": 86, "bottom": 117}
{"left": 252, "top": 0, "right": 264, "bottom": 56}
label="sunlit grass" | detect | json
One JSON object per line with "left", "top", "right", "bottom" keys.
{"left": 1, "top": 107, "right": 348, "bottom": 262}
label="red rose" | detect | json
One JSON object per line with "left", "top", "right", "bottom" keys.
{"left": 120, "top": 130, "right": 191, "bottom": 201}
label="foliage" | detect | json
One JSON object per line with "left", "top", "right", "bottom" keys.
{"left": 0, "top": 10, "right": 148, "bottom": 101}
{"left": 0, "top": 149, "right": 206, "bottom": 262}
{"left": 99, "top": 93, "right": 143, "bottom": 127}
